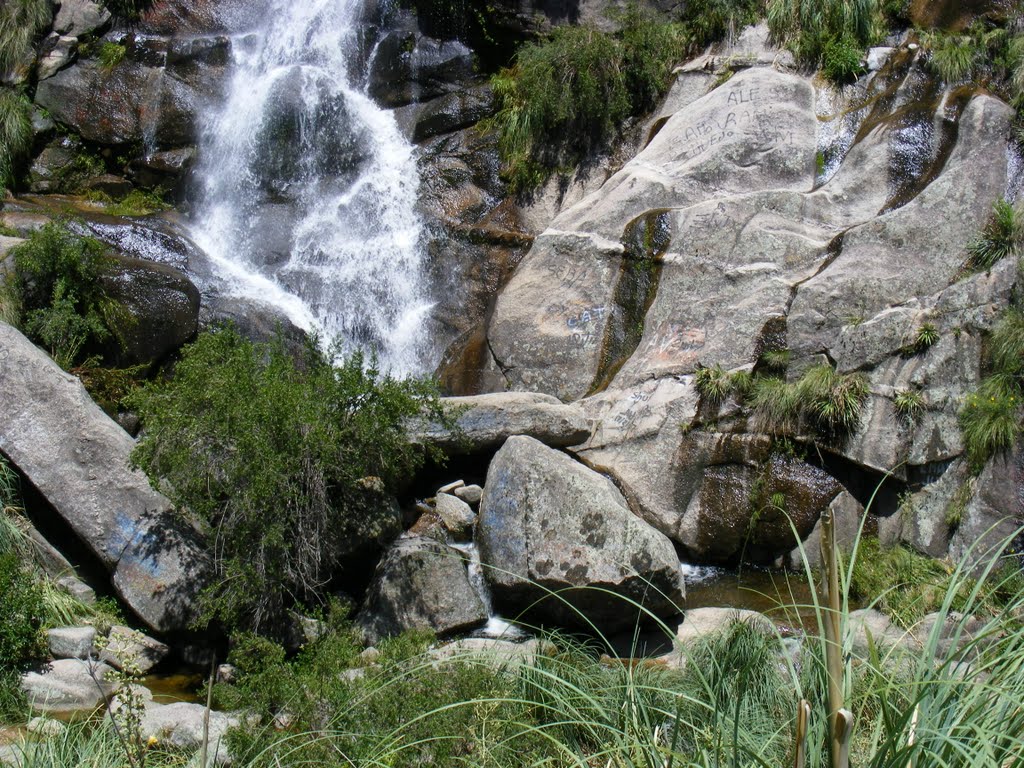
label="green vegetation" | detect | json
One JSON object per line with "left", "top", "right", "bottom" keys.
{"left": 893, "top": 388, "right": 925, "bottom": 423}
{"left": 3, "top": 221, "right": 124, "bottom": 369}
{"left": 766, "top": 0, "right": 876, "bottom": 80}
{"left": 749, "top": 363, "right": 869, "bottom": 438}
{"left": 83, "top": 187, "right": 171, "bottom": 216}
{"left": 913, "top": 322, "right": 939, "bottom": 352}
{"left": 944, "top": 479, "right": 974, "bottom": 530}
{"left": 678, "top": 0, "right": 764, "bottom": 49}
{"left": 694, "top": 363, "right": 733, "bottom": 406}
{"left": 97, "top": 41, "right": 127, "bottom": 69}
{"left": 129, "top": 326, "right": 447, "bottom": 635}
{"left": 964, "top": 198, "right": 1022, "bottom": 272}
{"left": 758, "top": 347, "right": 791, "bottom": 371}
{"left": 487, "top": 7, "right": 685, "bottom": 192}
{"left": 960, "top": 307, "right": 1024, "bottom": 471}
{"left": 100, "top": 0, "right": 154, "bottom": 21}
{"left": 0, "top": 87, "right": 33, "bottom": 189}
{"left": 0, "top": 0, "right": 50, "bottom": 77}
{"left": 71, "top": 357, "right": 148, "bottom": 418}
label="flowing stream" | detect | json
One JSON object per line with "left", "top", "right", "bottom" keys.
{"left": 191, "top": 0, "right": 433, "bottom": 375}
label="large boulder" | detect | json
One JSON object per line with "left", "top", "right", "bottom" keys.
{"left": 410, "top": 392, "right": 591, "bottom": 453}
{"left": 21, "top": 659, "right": 119, "bottom": 714}
{"left": 0, "top": 322, "right": 209, "bottom": 633}
{"left": 949, "top": 447, "right": 1024, "bottom": 572}
{"left": 358, "top": 536, "right": 488, "bottom": 642}
{"left": 477, "top": 436, "right": 685, "bottom": 631}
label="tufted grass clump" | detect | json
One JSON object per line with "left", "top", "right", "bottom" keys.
{"left": 893, "top": 388, "right": 925, "bottom": 423}
{"left": 746, "top": 363, "right": 868, "bottom": 438}
{"left": 965, "top": 198, "right": 1023, "bottom": 273}
{"left": 678, "top": 0, "right": 764, "bottom": 49}
{"left": 695, "top": 363, "right": 733, "bottom": 406}
{"left": 913, "top": 322, "right": 939, "bottom": 353}
{"left": 0, "top": 0, "right": 51, "bottom": 78}
{"left": 97, "top": 41, "right": 127, "bottom": 69}
{"left": 767, "top": 0, "right": 876, "bottom": 79}
{"left": 487, "top": 7, "right": 685, "bottom": 192}
{"left": 960, "top": 307, "right": 1024, "bottom": 472}
{"left": 0, "top": 87, "right": 33, "bottom": 189}
{"left": 924, "top": 31, "right": 984, "bottom": 83}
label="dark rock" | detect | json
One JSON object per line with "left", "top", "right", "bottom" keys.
{"left": 358, "top": 535, "right": 488, "bottom": 642}
{"left": 478, "top": 436, "right": 685, "bottom": 632}
{"left": 395, "top": 84, "right": 494, "bottom": 143}
{"left": 368, "top": 31, "right": 476, "bottom": 108}
{"left": 100, "top": 255, "right": 200, "bottom": 365}
{"left": 949, "top": 446, "right": 1024, "bottom": 572}
{"left": 82, "top": 174, "right": 134, "bottom": 198}
{"left": 0, "top": 322, "right": 210, "bottom": 633}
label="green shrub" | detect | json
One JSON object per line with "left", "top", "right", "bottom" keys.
{"left": 6, "top": 221, "right": 122, "bottom": 368}
{"left": 821, "top": 33, "right": 866, "bottom": 82}
{"left": 923, "top": 30, "right": 984, "bottom": 83}
{"left": 0, "top": 553, "right": 46, "bottom": 720}
{"left": 678, "top": 0, "right": 764, "bottom": 49}
{"left": 129, "top": 326, "right": 447, "bottom": 634}
{"left": 767, "top": 0, "right": 876, "bottom": 72}
{"left": 0, "top": 87, "right": 33, "bottom": 189}
{"left": 849, "top": 538, "right": 951, "bottom": 628}
{"left": 965, "top": 198, "right": 1022, "bottom": 272}
{"left": 488, "top": 7, "right": 685, "bottom": 192}
{"left": 0, "top": 0, "right": 51, "bottom": 77}
{"left": 757, "top": 347, "right": 790, "bottom": 371}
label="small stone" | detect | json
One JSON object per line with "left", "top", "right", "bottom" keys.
{"left": 47, "top": 626, "right": 96, "bottom": 660}
{"left": 27, "top": 716, "right": 67, "bottom": 739}
{"left": 100, "top": 626, "right": 169, "bottom": 675}
{"left": 434, "top": 493, "right": 476, "bottom": 538}
{"left": 358, "top": 647, "right": 380, "bottom": 665}
{"left": 437, "top": 479, "right": 465, "bottom": 494}
{"left": 454, "top": 484, "right": 483, "bottom": 506}
{"left": 56, "top": 575, "right": 96, "bottom": 605}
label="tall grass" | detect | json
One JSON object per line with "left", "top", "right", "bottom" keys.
{"left": 0, "top": 0, "right": 51, "bottom": 77}
{"left": 0, "top": 87, "right": 33, "bottom": 189}
{"left": 767, "top": 0, "right": 876, "bottom": 73}
{"left": 965, "top": 199, "right": 1023, "bottom": 272}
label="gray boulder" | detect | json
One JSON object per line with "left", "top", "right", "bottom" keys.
{"left": 410, "top": 392, "right": 591, "bottom": 453}
{"left": 99, "top": 626, "right": 170, "bottom": 675}
{"left": 0, "top": 322, "right": 210, "bottom": 633}
{"left": 47, "top": 627, "right": 97, "bottom": 660}
{"left": 478, "top": 436, "right": 685, "bottom": 631}
{"left": 949, "top": 447, "right": 1024, "bottom": 572}
{"left": 358, "top": 536, "right": 488, "bottom": 642}
{"left": 53, "top": 0, "right": 111, "bottom": 38}
{"left": 139, "top": 701, "right": 238, "bottom": 762}
{"left": 434, "top": 493, "right": 476, "bottom": 538}
{"left": 21, "top": 659, "right": 119, "bottom": 714}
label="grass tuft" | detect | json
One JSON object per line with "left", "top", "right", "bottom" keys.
{"left": 893, "top": 388, "right": 925, "bottom": 423}
{"left": 965, "top": 198, "right": 1023, "bottom": 273}
{"left": 0, "top": 87, "right": 33, "bottom": 189}
{"left": 695, "top": 363, "right": 733, "bottom": 407}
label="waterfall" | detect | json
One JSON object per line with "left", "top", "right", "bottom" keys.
{"left": 191, "top": 0, "right": 433, "bottom": 375}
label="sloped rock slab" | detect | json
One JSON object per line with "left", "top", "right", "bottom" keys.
{"left": 21, "top": 659, "right": 119, "bottom": 714}
{"left": 478, "top": 436, "right": 684, "bottom": 632}
{"left": 0, "top": 322, "right": 209, "bottom": 633}
{"left": 410, "top": 391, "right": 591, "bottom": 453}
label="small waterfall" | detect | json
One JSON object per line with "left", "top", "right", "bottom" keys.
{"left": 450, "top": 541, "right": 529, "bottom": 640}
{"left": 191, "top": 0, "right": 433, "bottom": 375}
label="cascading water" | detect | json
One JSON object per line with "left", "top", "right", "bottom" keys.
{"left": 191, "top": 0, "right": 433, "bottom": 375}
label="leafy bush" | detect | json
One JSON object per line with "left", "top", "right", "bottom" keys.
{"left": 130, "top": 326, "right": 447, "bottom": 634}
{"left": 5, "top": 221, "right": 122, "bottom": 368}
{"left": 767, "top": 0, "right": 876, "bottom": 75}
{"left": 821, "top": 33, "right": 866, "bottom": 82}
{"left": 488, "top": 8, "right": 685, "bottom": 192}
{"left": 965, "top": 198, "right": 1022, "bottom": 272}
{"left": 0, "top": 0, "right": 50, "bottom": 77}
{"left": 0, "top": 87, "right": 33, "bottom": 189}
{"left": 0, "top": 545, "right": 46, "bottom": 721}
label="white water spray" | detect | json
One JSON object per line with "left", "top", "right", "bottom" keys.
{"left": 191, "top": 0, "right": 432, "bottom": 375}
